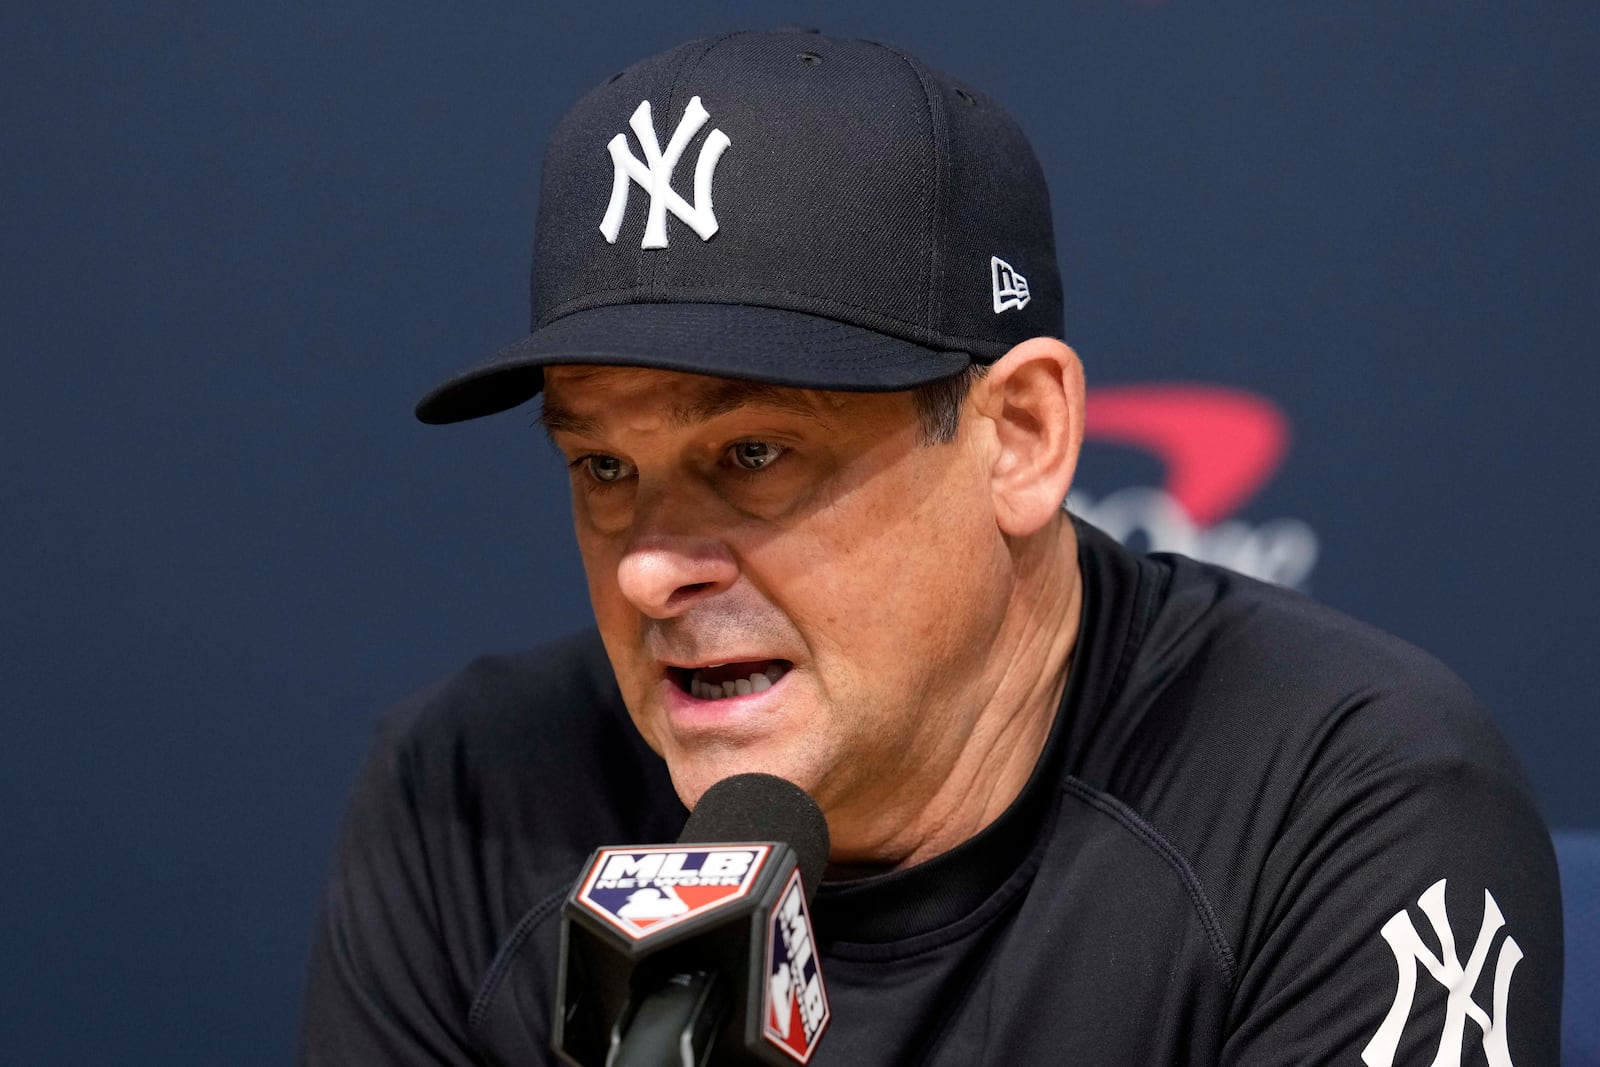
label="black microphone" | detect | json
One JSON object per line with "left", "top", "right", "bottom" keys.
{"left": 553, "top": 773, "right": 832, "bottom": 1066}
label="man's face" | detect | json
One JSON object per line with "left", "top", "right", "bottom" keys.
{"left": 542, "top": 365, "right": 1015, "bottom": 845}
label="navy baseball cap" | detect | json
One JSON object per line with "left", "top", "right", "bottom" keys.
{"left": 415, "top": 28, "right": 1063, "bottom": 424}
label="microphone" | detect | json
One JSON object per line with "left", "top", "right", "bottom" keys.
{"left": 552, "top": 773, "right": 832, "bottom": 1066}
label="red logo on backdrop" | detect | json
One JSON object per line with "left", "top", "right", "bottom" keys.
{"left": 1073, "top": 385, "right": 1320, "bottom": 587}
{"left": 1083, "top": 386, "right": 1287, "bottom": 525}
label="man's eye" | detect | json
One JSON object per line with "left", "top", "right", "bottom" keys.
{"left": 729, "top": 441, "right": 784, "bottom": 471}
{"left": 581, "top": 455, "right": 632, "bottom": 483}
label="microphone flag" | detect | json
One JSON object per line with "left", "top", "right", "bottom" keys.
{"left": 553, "top": 774, "right": 831, "bottom": 1065}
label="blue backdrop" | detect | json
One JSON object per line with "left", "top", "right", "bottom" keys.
{"left": 4, "top": 2, "right": 1595, "bottom": 1062}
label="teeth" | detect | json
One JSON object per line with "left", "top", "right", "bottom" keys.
{"left": 689, "top": 668, "right": 785, "bottom": 701}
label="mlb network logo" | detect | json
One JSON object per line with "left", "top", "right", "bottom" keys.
{"left": 575, "top": 844, "right": 770, "bottom": 940}
{"left": 763, "top": 869, "right": 829, "bottom": 1062}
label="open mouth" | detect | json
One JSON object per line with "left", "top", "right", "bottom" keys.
{"left": 670, "top": 661, "right": 791, "bottom": 702}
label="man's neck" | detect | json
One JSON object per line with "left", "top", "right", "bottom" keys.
{"left": 828, "top": 516, "right": 1083, "bottom": 874}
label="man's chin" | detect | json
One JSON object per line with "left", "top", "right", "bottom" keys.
{"left": 664, "top": 747, "right": 821, "bottom": 813}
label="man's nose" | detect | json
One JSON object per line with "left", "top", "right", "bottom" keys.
{"left": 615, "top": 495, "right": 738, "bottom": 618}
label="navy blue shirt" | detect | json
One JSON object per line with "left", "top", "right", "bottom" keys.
{"left": 300, "top": 520, "right": 1562, "bottom": 1065}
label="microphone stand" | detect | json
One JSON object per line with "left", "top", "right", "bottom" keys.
{"left": 607, "top": 971, "right": 730, "bottom": 1067}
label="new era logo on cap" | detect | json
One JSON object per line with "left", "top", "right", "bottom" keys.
{"left": 991, "top": 256, "right": 1030, "bottom": 313}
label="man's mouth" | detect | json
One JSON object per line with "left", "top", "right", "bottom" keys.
{"left": 670, "top": 660, "right": 791, "bottom": 702}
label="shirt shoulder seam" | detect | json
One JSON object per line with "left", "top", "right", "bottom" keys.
{"left": 466, "top": 885, "right": 570, "bottom": 1040}
{"left": 1061, "top": 776, "right": 1238, "bottom": 989}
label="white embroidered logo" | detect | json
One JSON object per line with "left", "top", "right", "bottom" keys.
{"left": 599, "top": 96, "right": 730, "bottom": 249}
{"left": 1361, "top": 879, "right": 1523, "bottom": 1067}
{"left": 991, "top": 256, "right": 1030, "bottom": 313}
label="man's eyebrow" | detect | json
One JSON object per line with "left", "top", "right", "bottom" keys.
{"left": 538, "top": 402, "right": 600, "bottom": 440}
{"left": 539, "top": 380, "right": 830, "bottom": 442}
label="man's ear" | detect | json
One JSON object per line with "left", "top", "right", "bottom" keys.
{"left": 970, "top": 337, "right": 1085, "bottom": 537}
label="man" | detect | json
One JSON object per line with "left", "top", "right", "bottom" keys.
{"left": 301, "top": 29, "right": 1562, "bottom": 1065}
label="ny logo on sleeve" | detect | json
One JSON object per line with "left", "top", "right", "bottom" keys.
{"left": 1361, "top": 879, "right": 1523, "bottom": 1067}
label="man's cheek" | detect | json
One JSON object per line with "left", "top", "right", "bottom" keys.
{"left": 578, "top": 541, "right": 627, "bottom": 604}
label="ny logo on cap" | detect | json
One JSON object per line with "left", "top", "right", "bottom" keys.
{"left": 600, "top": 96, "right": 730, "bottom": 249}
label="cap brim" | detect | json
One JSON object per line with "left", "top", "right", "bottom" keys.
{"left": 414, "top": 302, "right": 973, "bottom": 424}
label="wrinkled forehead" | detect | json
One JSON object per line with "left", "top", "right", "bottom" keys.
{"left": 540, "top": 365, "right": 860, "bottom": 435}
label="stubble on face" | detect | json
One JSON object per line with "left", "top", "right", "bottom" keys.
{"left": 545, "top": 365, "right": 1015, "bottom": 853}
